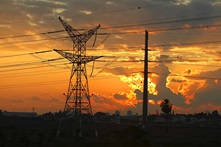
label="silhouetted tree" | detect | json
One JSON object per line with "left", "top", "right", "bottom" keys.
{"left": 211, "top": 110, "right": 220, "bottom": 120}
{"left": 94, "top": 112, "right": 108, "bottom": 121}
{"left": 160, "top": 99, "right": 173, "bottom": 132}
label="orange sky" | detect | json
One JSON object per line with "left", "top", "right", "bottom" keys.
{"left": 1, "top": 0, "right": 221, "bottom": 115}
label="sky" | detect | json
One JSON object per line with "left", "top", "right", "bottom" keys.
{"left": 0, "top": 0, "right": 221, "bottom": 115}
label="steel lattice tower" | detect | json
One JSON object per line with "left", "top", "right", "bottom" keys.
{"left": 54, "top": 17, "right": 101, "bottom": 137}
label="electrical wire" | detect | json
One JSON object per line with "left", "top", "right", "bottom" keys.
{"left": 0, "top": 75, "right": 122, "bottom": 89}
{"left": 149, "top": 40, "right": 221, "bottom": 48}
{"left": 0, "top": 80, "right": 67, "bottom": 89}
{"left": 1, "top": 69, "right": 220, "bottom": 90}
{"left": 0, "top": 50, "right": 53, "bottom": 58}
{"left": 0, "top": 69, "right": 69, "bottom": 78}
{"left": 1, "top": 23, "right": 221, "bottom": 46}
{"left": 148, "top": 71, "right": 221, "bottom": 81}
{"left": 100, "top": 15, "right": 221, "bottom": 29}
{"left": 0, "top": 58, "right": 65, "bottom": 69}
{"left": 0, "top": 30, "right": 65, "bottom": 39}
{"left": 0, "top": 36, "right": 68, "bottom": 46}
{"left": 0, "top": 62, "right": 70, "bottom": 73}
{"left": 1, "top": 13, "right": 221, "bottom": 41}
{"left": 0, "top": 2, "right": 169, "bottom": 25}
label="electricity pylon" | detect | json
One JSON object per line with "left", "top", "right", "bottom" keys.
{"left": 54, "top": 17, "right": 102, "bottom": 137}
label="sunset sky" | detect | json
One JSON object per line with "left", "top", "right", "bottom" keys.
{"left": 1, "top": 0, "right": 221, "bottom": 115}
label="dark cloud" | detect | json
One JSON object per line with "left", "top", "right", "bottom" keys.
{"left": 92, "top": 94, "right": 119, "bottom": 105}
{"left": 91, "top": 94, "right": 103, "bottom": 103}
{"left": 191, "top": 68, "right": 221, "bottom": 105}
{"left": 150, "top": 63, "right": 171, "bottom": 75}
{"left": 196, "top": 68, "right": 221, "bottom": 81}
{"left": 134, "top": 89, "right": 143, "bottom": 100}
{"left": 1, "top": 0, "right": 221, "bottom": 49}
{"left": 113, "top": 93, "right": 127, "bottom": 100}
{"left": 102, "top": 67, "right": 141, "bottom": 76}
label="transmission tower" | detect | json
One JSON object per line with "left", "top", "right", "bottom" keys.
{"left": 54, "top": 17, "right": 102, "bottom": 137}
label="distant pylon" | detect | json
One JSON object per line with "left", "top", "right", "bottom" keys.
{"left": 54, "top": 17, "right": 102, "bottom": 137}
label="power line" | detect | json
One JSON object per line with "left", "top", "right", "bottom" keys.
{"left": 100, "top": 15, "right": 221, "bottom": 29}
{"left": 150, "top": 40, "right": 221, "bottom": 48}
{"left": 0, "top": 30, "right": 65, "bottom": 39}
{"left": 0, "top": 3, "right": 168, "bottom": 25}
{"left": 0, "top": 75, "right": 121, "bottom": 90}
{"left": 0, "top": 69, "right": 69, "bottom": 78}
{"left": 0, "top": 58, "right": 64, "bottom": 69}
{"left": 0, "top": 50, "right": 53, "bottom": 58}
{"left": 1, "top": 29, "right": 221, "bottom": 47}
{"left": 148, "top": 23, "right": 221, "bottom": 33}
{"left": 0, "top": 62, "right": 70, "bottom": 73}
{"left": 1, "top": 70, "right": 220, "bottom": 90}
{"left": 0, "top": 80, "right": 67, "bottom": 89}
{"left": 0, "top": 36, "right": 68, "bottom": 46}
{"left": 148, "top": 71, "right": 221, "bottom": 81}
{"left": 1, "top": 14, "right": 221, "bottom": 41}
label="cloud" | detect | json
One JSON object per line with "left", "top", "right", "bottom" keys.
{"left": 170, "top": 78, "right": 186, "bottom": 83}
{"left": 171, "top": 0, "right": 192, "bottom": 5}
{"left": 9, "top": 99, "right": 24, "bottom": 103}
{"left": 190, "top": 68, "right": 221, "bottom": 105}
{"left": 113, "top": 93, "right": 127, "bottom": 100}
{"left": 184, "top": 69, "right": 191, "bottom": 74}
{"left": 178, "top": 79, "right": 205, "bottom": 104}
{"left": 91, "top": 93, "right": 129, "bottom": 113}
{"left": 31, "top": 96, "right": 41, "bottom": 101}
{"left": 149, "top": 64, "right": 187, "bottom": 105}
{"left": 134, "top": 89, "right": 143, "bottom": 100}
{"left": 102, "top": 67, "right": 141, "bottom": 76}
{"left": 48, "top": 97, "right": 59, "bottom": 103}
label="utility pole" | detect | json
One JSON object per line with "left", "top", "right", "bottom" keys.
{"left": 55, "top": 17, "right": 102, "bottom": 137}
{"left": 142, "top": 30, "right": 148, "bottom": 128}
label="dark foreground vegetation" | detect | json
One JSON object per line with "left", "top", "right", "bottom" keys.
{"left": 0, "top": 115, "right": 221, "bottom": 147}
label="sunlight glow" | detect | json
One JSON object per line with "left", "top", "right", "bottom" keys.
{"left": 148, "top": 78, "right": 158, "bottom": 95}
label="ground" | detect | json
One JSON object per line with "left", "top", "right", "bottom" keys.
{"left": 0, "top": 116, "right": 221, "bottom": 147}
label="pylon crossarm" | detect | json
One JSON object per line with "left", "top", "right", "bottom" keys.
{"left": 54, "top": 49, "right": 102, "bottom": 63}
{"left": 59, "top": 17, "right": 100, "bottom": 46}
{"left": 53, "top": 49, "right": 78, "bottom": 63}
{"left": 53, "top": 49, "right": 74, "bottom": 60}
{"left": 81, "top": 25, "right": 100, "bottom": 43}
{"left": 58, "top": 17, "right": 80, "bottom": 41}
{"left": 83, "top": 56, "right": 103, "bottom": 63}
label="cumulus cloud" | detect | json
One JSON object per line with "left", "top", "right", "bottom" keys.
{"left": 191, "top": 68, "right": 221, "bottom": 106}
